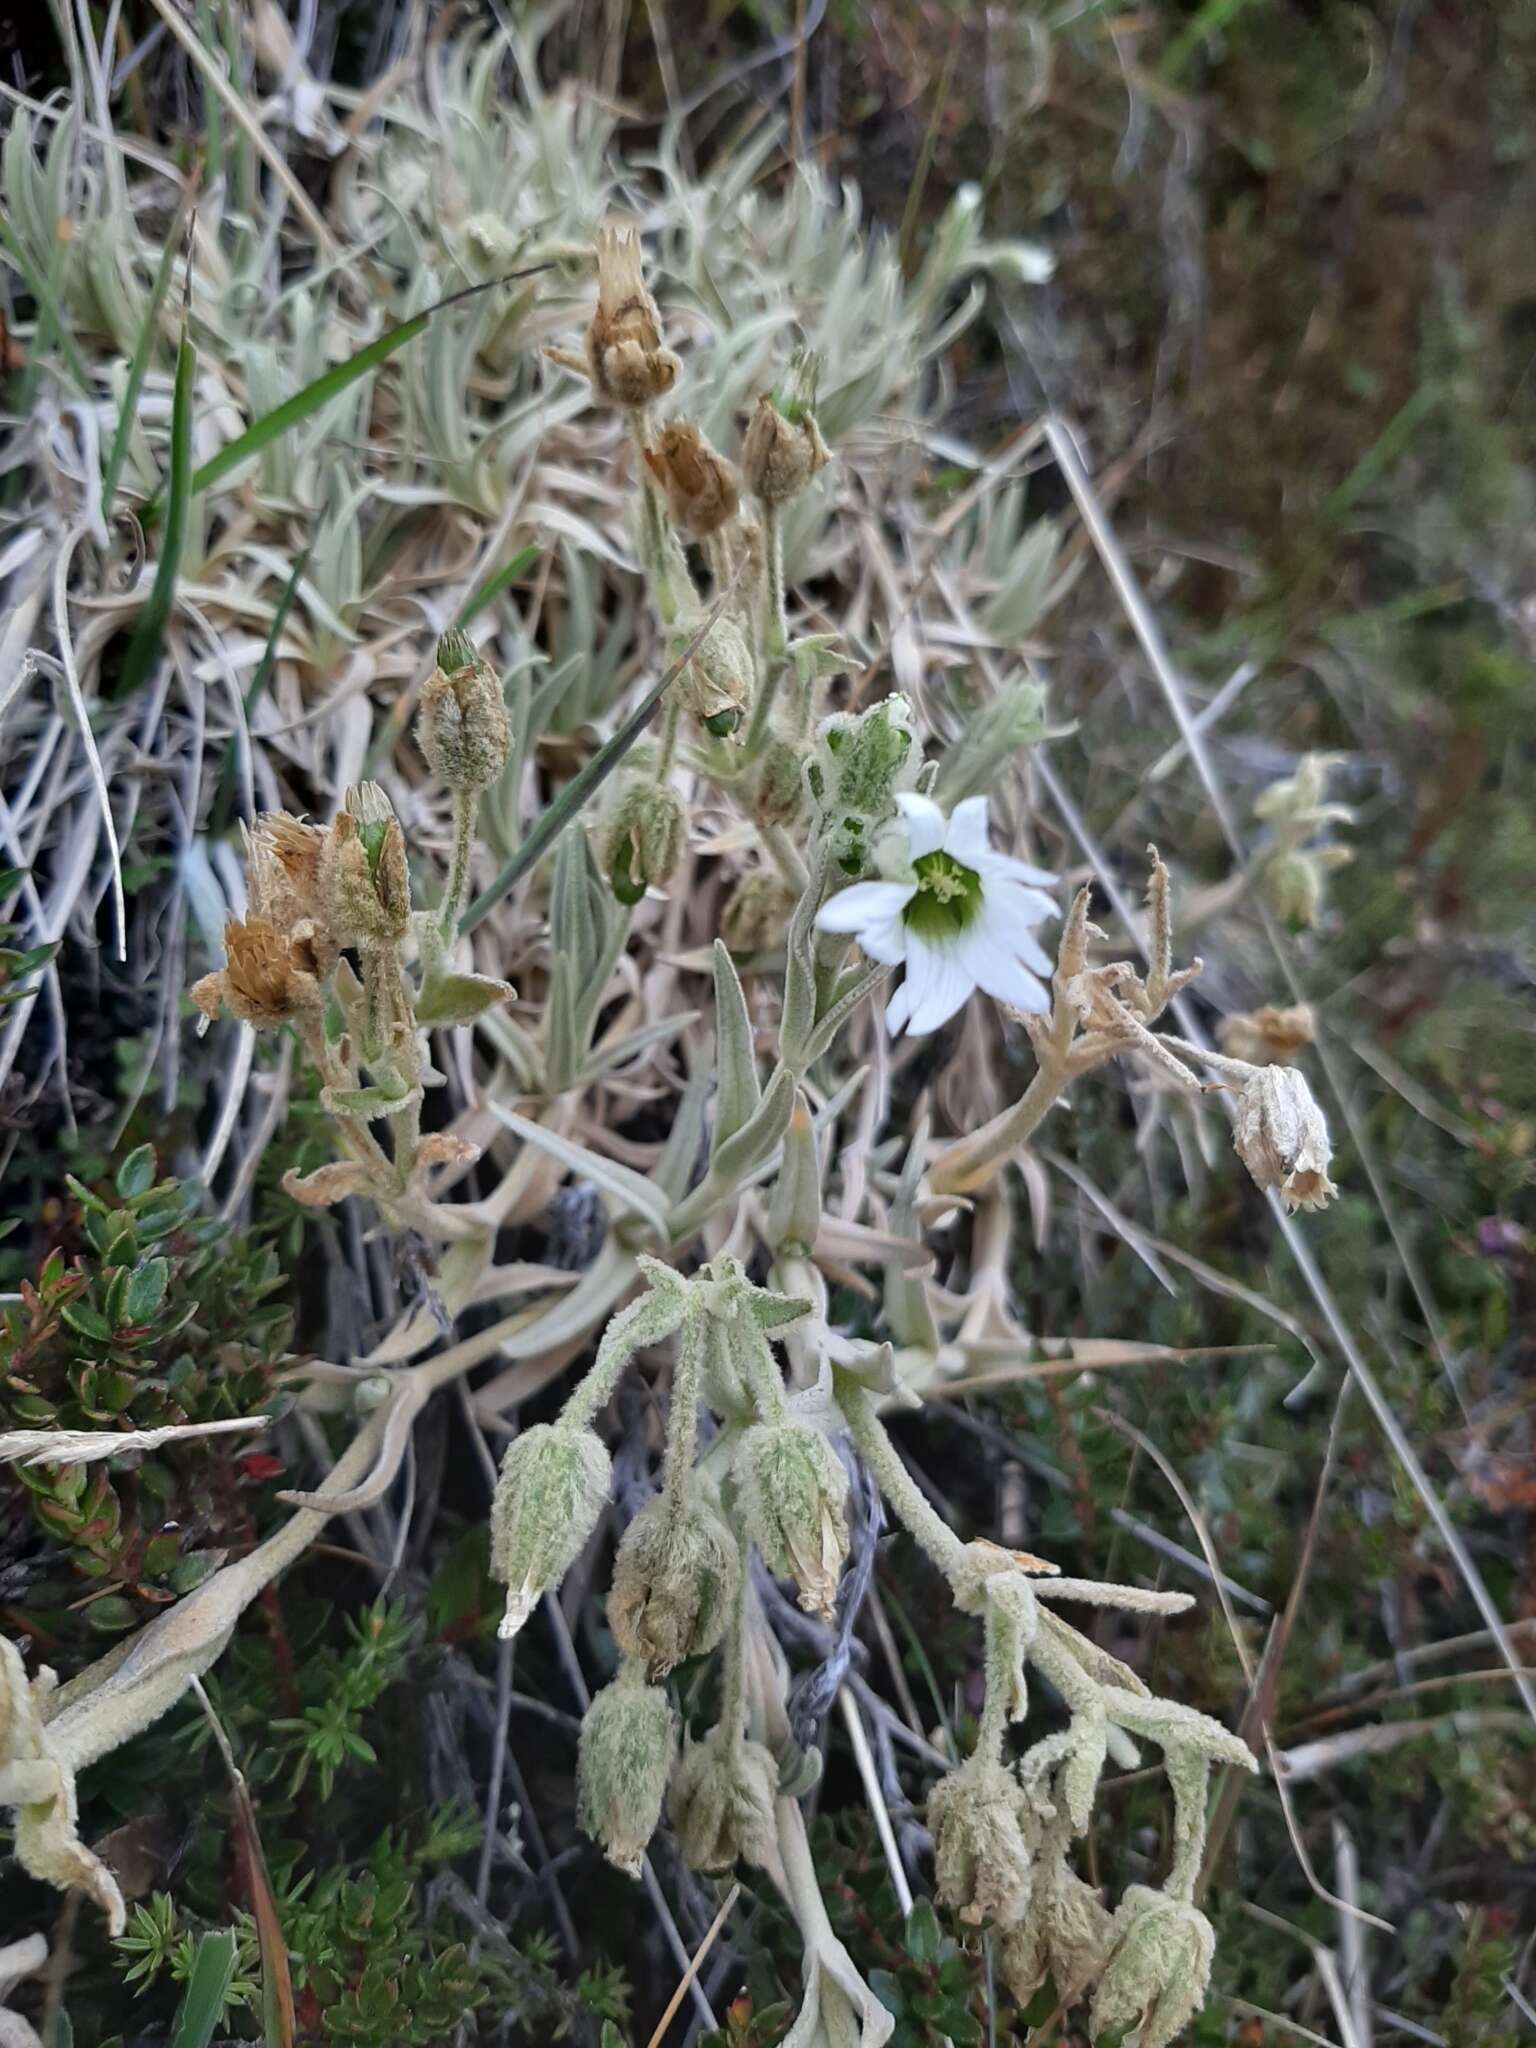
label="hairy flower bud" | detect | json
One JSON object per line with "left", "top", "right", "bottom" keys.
{"left": 1217, "top": 1002, "right": 1315, "bottom": 1066}
{"left": 489, "top": 1424, "right": 611, "bottom": 1639}
{"left": 736, "top": 1422, "right": 849, "bottom": 1621}
{"left": 323, "top": 784, "right": 412, "bottom": 948}
{"left": 644, "top": 420, "right": 740, "bottom": 537}
{"left": 189, "top": 914, "right": 323, "bottom": 1030}
{"left": 668, "top": 1724, "right": 779, "bottom": 1871}
{"left": 670, "top": 614, "right": 753, "bottom": 737}
{"left": 1232, "top": 1065, "right": 1337, "bottom": 1212}
{"left": 740, "top": 391, "right": 830, "bottom": 505}
{"left": 805, "top": 695, "right": 918, "bottom": 876}
{"left": 750, "top": 735, "right": 808, "bottom": 828}
{"left": 720, "top": 869, "right": 797, "bottom": 954}
{"left": 928, "top": 1756, "right": 1039, "bottom": 1927}
{"left": 416, "top": 630, "right": 511, "bottom": 793}
{"left": 1090, "top": 1886, "right": 1215, "bottom": 2048}
{"left": 601, "top": 774, "right": 686, "bottom": 903}
{"left": 584, "top": 223, "right": 679, "bottom": 410}
{"left": 609, "top": 1488, "right": 738, "bottom": 1675}
{"left": 576, "top": 1661, "right": 677, "bottom": 1875}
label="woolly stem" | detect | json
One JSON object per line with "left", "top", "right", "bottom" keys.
{"left": 744, "top": 501, "right": 787, "bottom": 752}
{"left": 661, "top": 1313, "right": 703, "bottom": 1516}
{"left": 718, "top": 1528, "right": 752, "bottom": 1759}
{"left": 560, "top": 1288, "right": 689, "bottom": 1430}
{"left": 438, "top": 788, "right": 476, "bottom": 944}
{"left": 839, "top": 1383, "right": 966, "bottom": 1582}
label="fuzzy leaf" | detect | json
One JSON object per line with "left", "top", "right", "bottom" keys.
{"left": 711, "top": 939, "right": 760, "bottom": 1153}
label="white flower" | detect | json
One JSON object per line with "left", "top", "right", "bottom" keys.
{"left": 814, "top": 794, "right": 1057, "bottom": 1037}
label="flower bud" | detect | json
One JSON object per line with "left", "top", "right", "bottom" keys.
{"left": 669, "top": 615, "right": 753, "bottom": 737}
{"left": 720, "top": 869, "right": 797, "bottom": 954}
{"left": 576, "top": 1661, "right": 677, "bottom": 1875}
{"left": 668, "top": 1725, "right": 779, "bottom": 1871}
{"left": 585, "top": 223, "right": 680, "bottom": 410}
{"left": 489, "top": 1424, "right": 611, "bottom": 1639}
{"left": 601, "top": 774, "right": 686, "bottom": 903}
{"left": 190, "top": 914, "right": 323, "bottom": 1030}
{"left": 643, "top": 420, "right": 740, "bottom": 537}
{"left": 998, "top": 1824, "right": 1113, "bottom": 2005}
{"left": 740, "top": 392, "right": 830, "bottom": 505}
{"left": 416, "top": 630, "right": 511, "bottom": 794}
{"left": 323, "top": 784, "right": 412, "bottom": 948}
{"left": 805, "top": 695, "right": 917, "bottom": 876}
{"left": 1090, "top": 1886, "right": 1215, "bottom": 2048}
{"left": 1232, "top": 1064, "right": 1337, "bottom": 1212}
{"left": 927, "top": 1756, "right": 1039, "bottom": 1927}
{"left": 735, "top": 1422, "right": 849, "bottom": 1621}
{"left": 1217, "top": 1001, "right": 1314, "bottom": 1066}
{"left": 750, "top": 735, "right": 808, "bottom": 828}
{"left": 609, "top": 1488, "right": 738, "bottom": 1675}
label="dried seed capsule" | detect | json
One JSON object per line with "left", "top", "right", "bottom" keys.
{"left": 322, "top": 784, "right": 412, "bottom": 949}
{"left": 740, "top": 392, "right": 830, "bottom": 504}
{"left": 998, "top": 1821, "right": 1113, "bottom": 2004}
{"left": 489, "top": 1424, "right": 611, "bottom": 1639}
{"left": 416, "top": 629, "right": 511, "bottom": 794}
{"left": 609, "top": 1488, "right": 738, "bottom": 1675}
{"left": 928, "top": 1756, "right": 1040, "bottom": 1928}
{"left": 668, "top": 1725, "right": 779, "bottom": 1871}
{"left": 1090, "top": 1886, "right": 1215, "bottom": 2048}
{"left": 735, "top": 1421, "right": 849, "bottom": 1622}
{"left": 601, "top": 774, "right": 686, "bottom": 903}
{"left": 1231, "top": 1065, "right": 1337, "bottom": 1212}
{"left": 643, "top": 420, "right": 740, "bottom": 537}
{"left": 749, "top": 735, "right": 808, "bottom": 829}
{"left": 669, "top": 614, "right": 754, "bottom": 737}
{"left": 576, "top": 1660, "right": 677, "bottom": 1875}
{"left": 585, "top": 223, "right": 680, "bottom": 410}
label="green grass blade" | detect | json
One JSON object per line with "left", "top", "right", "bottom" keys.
{"left": 460, "top": 587, "right": 738, "bottom": 935}
{"left": 143, "top": 267, "right": 551, "bottom": 521}
{"left": 1162, "top": 0, "right": 1268, "bottom": 80}
{"left": 118, "top": 305, "right": 196, "bottom": 696}
{"left": 208, "top": 541, "right": 314, "bottom": 834}
{"left": 456, "top": 542, "right": 540, "bottom": 628}
{"left": 101, "top": 201, "right": 188, "bottom": 518}
{"left": 169, "top": 1930, "right": 239, "bottom": 2048}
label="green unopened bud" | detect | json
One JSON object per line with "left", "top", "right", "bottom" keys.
{"left": 736, "top": 1421, "right": 849, "bottom": 1622}
{"left": 740, "top": 358, "right": 831, "bottom": 504}
{"left": 805, "top": 696, "right": 917, "bottom": 876}
{"left": 750, "top": 735, "right": 808, "bottom": 828}
{"left": 1090, "top": 1886, "right": 1215, "bottom": 2048}
{"left": 600, "top": 773, "right": 686, "bottom": 903}
{"left": 576, "top": 1660, "right": 677, "bottom": 1875}
{"left": 668, "top": 1725, "right": 779, "bottom": 1871}
{"left": 928, "top": 1756, "right": 1039, "bottom": 1928}
{"left": 609, "top": 1487, "right": 738, "bottom": 1675}
{"left": 720, "top": 869, "right": 797, "bottom": 954}
{"left": 670, "top": 615, "right": 753, "bottom": 735}
{"left": 417, "top": 632, "right": 511, "bottom": 793}
{"left": 323, "top": 784, "right": 412, "bottom": 947}
{"left": 489, "top": 1424, "right": 611, "bottom": 1639}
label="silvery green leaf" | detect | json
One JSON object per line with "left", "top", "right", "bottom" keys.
{"left": 803, "top": 960, "right": 890, "bottom": 1067}
{"left": 487, "top": 1104, "right": 670, "bottom": 1242}
{"left": 710, "top": 938, "right": 760, "bottom": 1153}
{"left": 579, "top": 1011, "right": 698, "bottom": 1085}
{"left": 787, "top": 634, "right": 853, "bottom": 688}
{"left": 322, "top": 1081, "right": 421, "bottom": 1120}
{"left": 543, "top": 949, "right": 583, "bottom": 1093}
{"left": 415, "top": 969, "right": 513, "bottom": 1028}
{"left": 778, "top": 872, "right": 822, "bottom": 1071}
{"left": 652, "top": 1066, "right": 713, "bottom": 1205}
{"left": 766, "top": 1092, "right": 821, "bottom": 1254}
{"left": 709, "top": 1063, "right": 795, "bottom": 1188}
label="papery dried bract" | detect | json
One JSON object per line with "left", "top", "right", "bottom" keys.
{"left": 736, "top": 1420, "right": 849, "bottom": 1621}
{"left": 1232, "top": 1065, "right": 1337, "bottom": 1212}
{"left": 1217, "top": 1002, "right": 1315, "bottom": 1066}
{"left": 584, "top": 223, "right": 679, "bottom": 410}
{"left": 644, "top": 420, "right": 740, "bottom": 536}
{"left": 190, "top": 914, "right": 323, "bottom": 1030}
{"left": 667, "top": 1724, "right": 779, "bottom": 1871}
{"left": 609, "top": 1487, "right": 738, "bottom": 1675}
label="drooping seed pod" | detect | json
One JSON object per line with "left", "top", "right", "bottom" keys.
{"left": 643, "top": 420, "right": 740, "bottom": 537}
{"left": 735, "top": 1421, "right": 849, "bottom": 1622}
{"left": 416, "top": 629, "right": 511, "bottom": 794}
{"left": 669, "top": 614, "right": 754, "bottom": 737}
{"left": 608, "top": 1487, "right": 738, "bottom": 1675}
{"left": 749, "top": 734, "right": 808, "bottom": 829}
{"left": 489, "top": 1424, "right": 611, "bottom": 1639}
{"left": 1089, "top": 1886, "right": 1216, "bottom": 2048}
{"left": 667, "top": 1724, "right": 779, "bottom": 1871}
{"left": 998, "top": 1817, "right": 1113, "bottom": 2005}
{"left": 576, "top": 1659, "right": 677, "bottom": 1875}
{"left": 584, "top": 223, "right": 680, "bottom": 411}
{"left": 1231, "top": 1064, "right": 1337, "bottom": 1212}
{"left": 600, "top": 774, "right": 687, "bottom": 903}
{"left": 927, "top": 1756, "right": 1040, "bottom": 1928}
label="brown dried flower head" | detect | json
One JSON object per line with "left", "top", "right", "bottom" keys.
{"left": 1232, "top": 1064, "right": 1337, "bottom": 1212}
{"left": 643, "top": 420, "right": 740, "bottom": 536}
{"left": 585, "top": 223, "right": 680, "bottom": 410}
{"left": 740, "top": 358, "right": 830, "bottom": 503}
{"left": 1217, "top": 1002, "right": 1315, "bottom": 1067}
{"left": 190, "top": 914, "right": 322, "bottom": 1030}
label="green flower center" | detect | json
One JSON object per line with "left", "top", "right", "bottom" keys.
{"left": 904, "top": 850, "right": 982, "bottom": 940}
